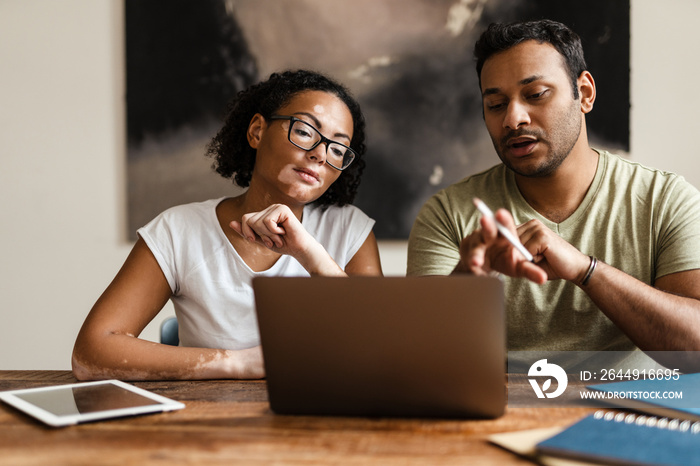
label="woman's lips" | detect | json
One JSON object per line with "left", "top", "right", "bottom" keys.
{"left": 295, "top": 168, "right": 320, "bottom": 183}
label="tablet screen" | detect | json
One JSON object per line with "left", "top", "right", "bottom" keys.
{"left": 14, "top": 383, "right": 162, "bottom": 416}
{"left": 0, "top": 380, "right": 185, "bottom": 426}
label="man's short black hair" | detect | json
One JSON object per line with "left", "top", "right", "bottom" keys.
{"left": 474, "top": 19, "right": 587, "bottom": 98}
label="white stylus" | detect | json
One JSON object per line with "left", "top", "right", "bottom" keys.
{"left": 473, "top": 198, "right": 534, "bottom": 262}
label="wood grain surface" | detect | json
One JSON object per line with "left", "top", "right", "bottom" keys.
{"left": 0, "top": 371, "right": 594, "bottom": 465}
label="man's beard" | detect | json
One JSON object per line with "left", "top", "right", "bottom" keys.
{"left": 493, "top": 105, "right": 582, "bottom": 178}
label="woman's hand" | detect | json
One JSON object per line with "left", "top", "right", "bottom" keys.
{"left": 230, "top": 204, "right": 313, "bottom": 258}
{"left": 230, "top": 204, "right": 345, "bottom": 276}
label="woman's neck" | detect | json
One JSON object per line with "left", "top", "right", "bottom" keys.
{"left": 235, "top": 184, "right": 305, "bottom": 220}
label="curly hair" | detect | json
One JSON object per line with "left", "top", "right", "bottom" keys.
{"left": 474, "top": 19, "right": 587, "bottom": 99}
{"left": 206, "top": 69, "right": 366, "bottom": 207}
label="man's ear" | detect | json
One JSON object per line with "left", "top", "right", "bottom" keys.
{"left": 247, "top": 113, "right": 266, "bottom": 149}
{"left": 578, "top": 71, "right": 596, "bottom": 114}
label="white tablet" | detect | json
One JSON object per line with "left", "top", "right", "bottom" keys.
{"left": 0, "top": 379, "right": 185, "bottom": 427}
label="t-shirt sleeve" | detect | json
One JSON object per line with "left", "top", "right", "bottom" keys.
{"left": 337, "top": 205, "right": 375, "bottom": 268}
{"left": 309, "top": 204, "right": 375, "bottom": 270}
{"left": 137, "top": 212, "right": 179, "bottom": 294}
{"left": 655, "top": 176, "right": 700, "bottom": 278}
{"left": 407, "top": 191, "right": 462, "bottom": 276}
{"left": 344, "top": 207, "right": 375, "bottom": 263}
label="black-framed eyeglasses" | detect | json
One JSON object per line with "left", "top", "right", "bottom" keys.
{"left": 269, "top": 115, "right": 356, "bottom": 171}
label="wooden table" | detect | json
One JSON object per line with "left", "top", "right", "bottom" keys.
{"left": 0, "top": 371, "right": 594, "bottom": 465}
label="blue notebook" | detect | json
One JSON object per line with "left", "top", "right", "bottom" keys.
{"left": 536, "top": 410, "right": 700, "bottom": 465}
{"left": 587, "top": 372, "right": 700, "bottom": 421}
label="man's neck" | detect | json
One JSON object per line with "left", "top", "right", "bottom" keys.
{"left": 514, "top": 145, "right": 599, "bottom": 224}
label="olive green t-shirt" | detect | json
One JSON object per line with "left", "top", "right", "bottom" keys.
{"left": 408, "top": 149, "right": 700, "bottom": 357}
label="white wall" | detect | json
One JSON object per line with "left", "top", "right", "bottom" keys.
{"left": 1, "top": 0, "right": 698, "bottom": 369}
{"left": 630, "top": 1, "right": 700, "bottom": 183}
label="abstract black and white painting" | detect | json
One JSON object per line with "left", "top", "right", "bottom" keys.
{"left": 126, "top": 0, "right": 629, "bottom": 239}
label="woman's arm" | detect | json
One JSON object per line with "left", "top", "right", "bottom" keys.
{"left": 71, "top": 238, "right": 264, "bottom": 381}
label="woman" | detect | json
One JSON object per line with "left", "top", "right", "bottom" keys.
{"left": 72, "top": 70, "right": 383, "bottom": 381}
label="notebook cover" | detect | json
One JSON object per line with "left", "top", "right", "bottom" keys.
{"left": 488, "top": 427, "right": 591, "bottom": 466}
{"left": 536, "top": 411, "right": 700, "bottom": 466}
{"left": 587, "top": 372, "right": 700, "bottom": 421}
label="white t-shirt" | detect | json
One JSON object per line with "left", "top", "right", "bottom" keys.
{"left": 138, "top": 198, "right": 375, "bottom": 350}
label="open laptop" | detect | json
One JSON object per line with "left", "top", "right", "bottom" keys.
{"left": 252, "top": 275, "right": 505, "bottom": 419}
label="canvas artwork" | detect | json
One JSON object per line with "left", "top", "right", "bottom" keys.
{"left": 126, "top": 0, "right": 630, "bottom": 239}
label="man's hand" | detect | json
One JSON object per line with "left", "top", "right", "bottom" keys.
{"left": 454, "top": 207, "right": 546, "bottom": 283}
{"left": 517, "top": 218, "right": 593, "bottom": 284}
{"left": 454, "top": 208, "right": 591, "bottom": 285}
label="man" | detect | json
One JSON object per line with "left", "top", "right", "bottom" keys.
{"left": 407, "top": 19, "right": 700, "bottom": 371}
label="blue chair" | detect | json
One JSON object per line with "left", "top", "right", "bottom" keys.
{"left": 160, "top": 317, "right": 179, "bottom": 346}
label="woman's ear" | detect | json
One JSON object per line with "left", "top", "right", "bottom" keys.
{"left": 246, "top": 114, "right": 266, "bottom": 149}
{"left": 578, "top": 71, "right": 596, "bottom": 114}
